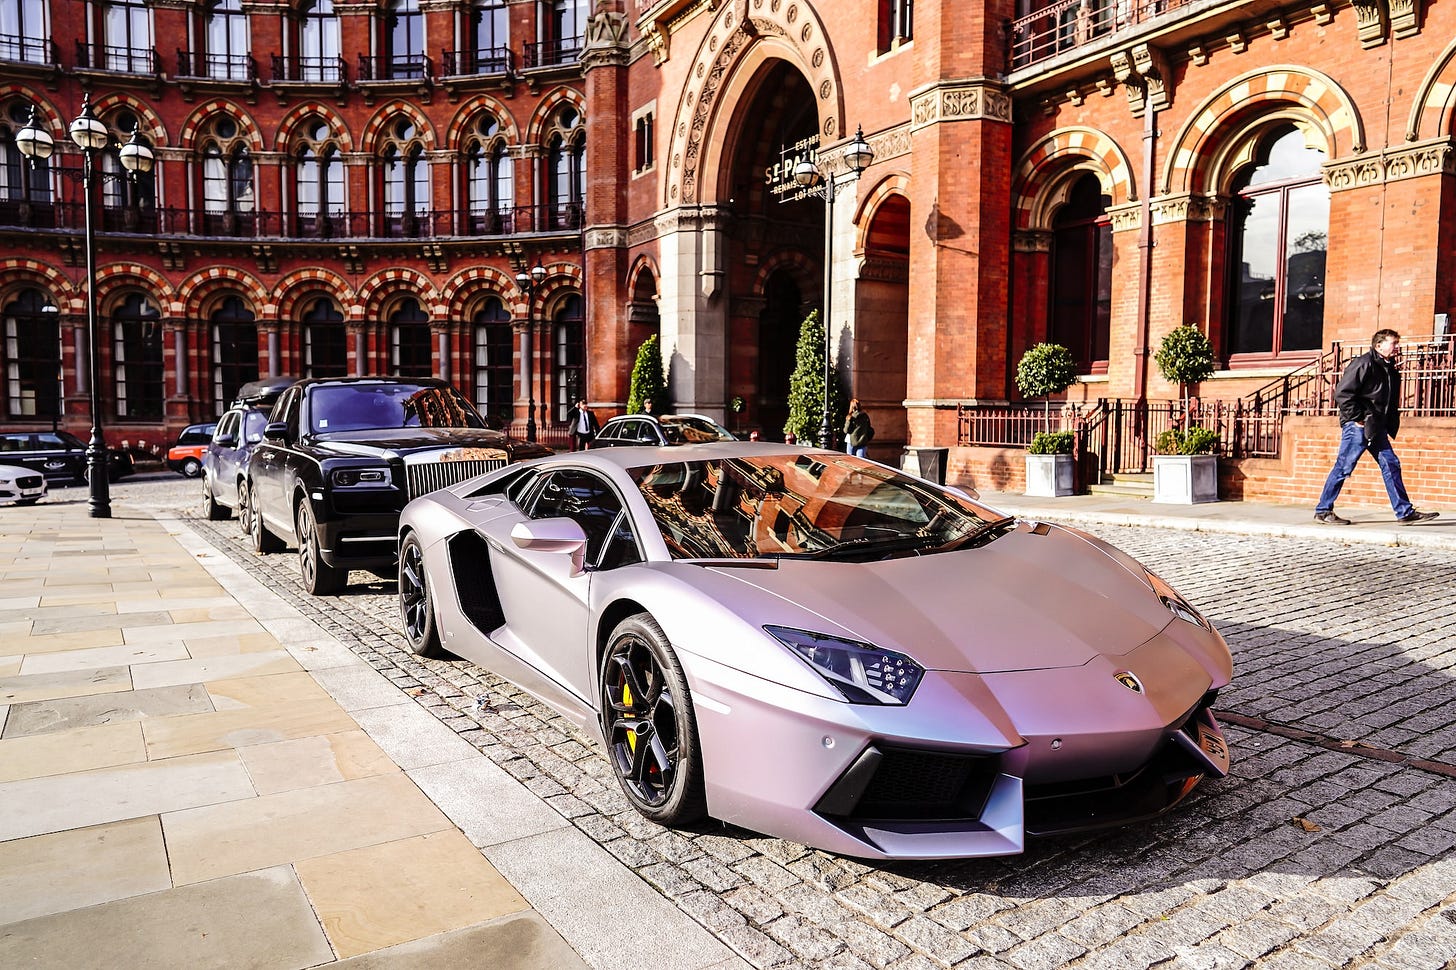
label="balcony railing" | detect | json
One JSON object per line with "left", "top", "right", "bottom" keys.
{"left": 522, "top": 38, "right": 581, "bottom": 69}
{"left": 176, "top": 50, "right": 257, "bottom": 82}
{"left": 0, "top": 35, "right": 59, "bottom": 66}
{"left": 441, "top": 46, "right": 514, "bottom": 76}
{"left": 357, "top": 53, "right": 433, "bottom": 82}
{"left": 271, "top": 54, "right": 347, "bottom": 84}
{"left": 1009, "top": 0, "right": 1197, "bottom": 71}
{"left": 75, "top": 42, "right": 158, "bottom": 74}
{"left": 0, "top": 200, "right": 587, "bottom": 241}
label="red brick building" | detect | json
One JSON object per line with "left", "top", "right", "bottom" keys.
{"left": 3, "top": 0, "right": 1453, "bottom": 507}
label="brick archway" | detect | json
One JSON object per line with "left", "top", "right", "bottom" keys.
{"left": 1012, "top": 127, "right": 1136, "bottom": 230}
{"left": 275, "top": 269, "right": 355, "bottom": 320}
{"left": 178, "top": 268, "right": 269, "bottom": 319}
{"left": 177, "top": 100, "right": 265, "bottom": 151}
{"left": 1408, "top": 37, "right": 1456, "bottom": 141}
{"left": 360, "top": 101, "right": 437, "bottom": 153}
{"left": 0, "top": 258, "right": 79, "bottom": 309}
{"left": 275, "top": 102, "right": 356, "bottom": 153}
{"left": 444, "top": 266, "right": 518, "bottom": 319}
{"left": 359, "top": 268, "right": 440, "bottom": 320}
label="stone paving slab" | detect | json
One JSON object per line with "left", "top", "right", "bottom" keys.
{"left": 407, "top": 757, "right": 572, "bottom": 847}
{"left": 0, "top": 664, "right": 133, "bottom": 704}
{"left": 2, "top": 683, "right": 212, "bottom": 737}
{"left": 17, "top": 642, "right": 191, "bottom": 674}
{"left": 0, "top": 721, "right": 148, "bottom": 783}
{"left": 329, "top": 912, "right": 588, "bottom": 970}
{"left": 0, "top": 817, "right": 172, "bottom": 924}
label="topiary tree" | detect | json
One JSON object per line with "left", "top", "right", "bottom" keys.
{"left": 1153, "top": 325, "right": 1216, "bottom": 421}
{"left": 1015, "top": 342, "right": 1079, "bottom": 434}
{"left": 783, "top": 310, "right": 846, "bottom": 447}
{"left": 627, "top": 334, "right": 669, "bottom": 415}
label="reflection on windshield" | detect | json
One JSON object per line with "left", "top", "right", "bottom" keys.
{"left": 629, "top": 454, "right": 1005, "bottom": 560}
{"left": 310, "top": 384, "right": 488, "bottom": 434}
{"left": 658, "top": 416, "right": 736, "bottom": 444}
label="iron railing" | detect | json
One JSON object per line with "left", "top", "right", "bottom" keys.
{"left": 176, "top": 50, "right": 257, "bottom": 82}
{"left": 271, "top": 54, "right": 347, "bottom": 84}
{"left": 522, "top": 38, "right": 581, "bottom": 69}
{"left": 441, "top": 46, "right": 514, "bottom": 76}
{"left": 75, "top": 42, "right": 158, "bottom": 74}
{"left": 0, "top": 35, "right": 59, "bottom": 66}
{"left": 1008, "top": 0, "right": 1199, "bottom": 71}
{"left": 357, "top": 53, "right": 433, "bottom": 82}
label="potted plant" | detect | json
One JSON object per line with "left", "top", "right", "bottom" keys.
{"left": 1152, "top": 326, "right": 1219, "bottom": 503}
{"left": 1152, "top": 426, "right": 1221, "bottom": 504}
{"left": 1015, "top": 343, "right": 1079, "bottom": 497}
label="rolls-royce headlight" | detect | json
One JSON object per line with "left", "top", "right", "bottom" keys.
{"left": 332, "top": 467, "right": 389, "bottom": 487}
{"left": 1147, "top": 572, "right": 1212, "bottom": 630}
{"left": 765, "top": 626, "right": 924, "bottom": 705}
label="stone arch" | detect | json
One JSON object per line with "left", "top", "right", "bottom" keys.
{"left": 359, "top": 100, "right": 437, "bottom": 153}
{"left": 524, "top": 87, "right": 588, "bottom": 146}
{"left": 359, "top": 268, "right": 440, "bottom": 319}
{"left": 1012, "top": 127, "right": 1136, "bottom": 230}
{"left": 90, "top": 92, "right": 169, "bottom": 145}
{"left": 177, "top": 268, "right": 270, "bottom": 319}
{"left": 664, "top": 0, "right": 844, "bottom": 207}
{"left": 445, "top": 95, "right": 522, "bottom": 146}
{"left": 626, "top": 254, "right": 661, "bottom": 297}
{"left": 443, "top": 265, "right": 518, "bottom": 319}
{"left": 94, "top": 264, "right": 176, "bottom": 312}
{"left": 275, "top": 268, "right": 355, "bottom": 320}
{"left": 853, "top": 172, "right": 911, "bottom": 249}
{"left": 1162, "top": 66, "right": 1363, "bottom": 195}
{"left": 0, "top": 87, "right": 63, "bottom": 131}
{"left": 1407, "top": 36, "right": 1456, "bottom": 140}
{"left": 752, "top": 249, "right": 817, "bottom": 300}
{"left": 0, "top": 258, "right": 79, "bottom": 309}
{"left": 275, "top": 102, "right": 355, "bottom": 153}
{"left": 531, "top": 263, "right": 585, "bottom": 318}
{"left": 177, "top": 99, "right": 265, "bottom": 151}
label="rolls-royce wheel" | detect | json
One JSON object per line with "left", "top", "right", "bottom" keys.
{"left": 249, "top": 480, "right": 284, "bottom": 554}
{"left": 599, "top": 613, "right": 706, "bottom": 825}
{"left": 297, "top": 497, "right": 346, "bottom": 595}
{"left": 398, "top": 532, "right": 444, "bottom": 657}
{"left": 201, "top": 473, "right": 230, "bottom": 521}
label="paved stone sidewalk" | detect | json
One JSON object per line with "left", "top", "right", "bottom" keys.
{"left": 0, "top": 502, "right": 740, "bottom": 970}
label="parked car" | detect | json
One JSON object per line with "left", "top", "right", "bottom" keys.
{"left": 592, "top": 413, "right": 737, "bottom": 448}
{"left": 201, "top": 377, "right": 296, "bottom": 528}
{"left": 247, "top": 377, "right": 551, "bottom": 595}
{"left": 0, "top": 431, "right": 134, "bottom": 483}
{"left": 165, "top": 423, "right": 217, "bottom": 478}
{"left": 396, "top": 443, "right": 1232, "bottom": 860}
{"left": 0, "top": 463, "right": 47, "bottom": 505}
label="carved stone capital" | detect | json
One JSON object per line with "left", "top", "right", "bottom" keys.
{"left": 1323, "top": 153, "right": 1386, "bottom": 191}
{"left": 1389, "top": 0, "right": 1423, "bottom": 38}
{"left": 857, "top": 255, "right": 910, "bottom": 282}
{"left": 585, "top": 226, "right": 629, "bottom": 250}
{"left": 582, "top": 9, "right": 630, "bottom": 70}
{"left": 1130, "top": 43, "right": 1171, "bottom": 111}
{"left": 1107, "top": 202, "right": 1142, "bottom": 233}
{"left": 909, "top": 80, "right": 1013, "bottom": 131}
{"left": 1352, "top": 0, "right": 1388, "bottom": 48}
{"left": 1149, "top": 194, "right": 1223, "bottom": 225}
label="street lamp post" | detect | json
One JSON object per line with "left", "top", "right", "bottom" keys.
{"left": 514, "top": 263, "right": 547, "bottom": 443}
{"left": 793, "top": 125, "right": 875, "bottom": 450}
{"left": 17, "top": 98, "right": 154, "bottom": 518}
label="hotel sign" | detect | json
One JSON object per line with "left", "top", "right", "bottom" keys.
{"left": 767, "top": 135, "right": 821, "bottom": 204}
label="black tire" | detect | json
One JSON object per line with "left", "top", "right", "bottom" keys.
{"left": 297, "top": 497, "right": 347, "bottom": 595}
{"left": 249, "top": 480, "right": 284, "bottom": 554}
{"left": 16, "top": 497, "right": 40, "bottom": 506}
{"left": 398, "top": 532, "right": 444, "bottom": 657}
{"left": 236, "top": 479, "right": 253, "bottom": 536}
{"left": 201, "top": 473, "right": 230, "bottom": 521}
{"left": 181, "top": 457, "right": 202, "bottom": 478}
{"left": 599, "top": 613, "right": 707, "bottom": 826}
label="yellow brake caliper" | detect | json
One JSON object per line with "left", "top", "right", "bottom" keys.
{"left": 623, "top": 680, "right": 637, "bottom": 754}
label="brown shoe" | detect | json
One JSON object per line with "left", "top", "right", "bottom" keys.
{"left": 1314, "top": 511, "right": 1351, "bottom": 525}
{"left": 1397, "top": 510, "right": 1439, "bottom": 525}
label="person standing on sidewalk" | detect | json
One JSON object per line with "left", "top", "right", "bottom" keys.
{"left": 844, "top": 399, "right": 874, "bottom": 458}
{"left": 1314, "top": 329, "right": 1439, "bottom": 525}
{"left": 570, "top": 399, "right": 599, "bottom": 452}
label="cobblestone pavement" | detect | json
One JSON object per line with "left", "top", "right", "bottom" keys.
{"left": 111, "top": 474, "right": 1456, "bottom": 970}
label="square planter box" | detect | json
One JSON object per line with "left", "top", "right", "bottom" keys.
{"left": 1153, "top": 454, "right": 1219, "bottom": 504}
{"left": 1025, "top": 453, "right": 1075, "bottom": 497}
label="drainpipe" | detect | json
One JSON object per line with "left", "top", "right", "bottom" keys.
{"left": 1134, "top": 102, "right": 1156, "bottom": 411}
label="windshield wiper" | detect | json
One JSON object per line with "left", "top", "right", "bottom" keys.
{"left": 792, "top": 534, "right": 940, "bottom": 561}
{"left": 934, "top": 515, "right": 1018, "bottom": 552}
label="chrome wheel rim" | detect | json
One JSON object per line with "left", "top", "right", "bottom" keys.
{"left": 298, "top": 505, "right": 318, "bottom": 588}
{"left": 602, "top": 636, "right": 679, "bottom": 808}
{"left": 237, "top": 482, "right": 251, "bottom": 534}
{"left": 399, "top": 540, "right": 429, "bottom": 644}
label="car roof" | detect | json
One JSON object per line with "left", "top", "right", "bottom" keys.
{"left": 291, "top": 376, "right": 453, "bottom": 391}
{"left": 234, "top": 376, "right": 296, "bottom": 405}
{"left": 537, "top": 441, "right": 829, "bottom": 470}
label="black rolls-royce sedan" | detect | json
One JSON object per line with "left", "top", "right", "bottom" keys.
{"left": 246, "top": 377, "right": 551, "bottom": 595}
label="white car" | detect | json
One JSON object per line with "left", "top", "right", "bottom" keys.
{"left": 0, "top": 463, "right": 47, "bottom": 505}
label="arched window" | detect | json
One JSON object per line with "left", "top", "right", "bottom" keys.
{"left": 100, "top": 110, "right": 156, "bottom": 224}
{"left": 293, "top": 118, "right": 345, "bottom": 237}
{"left": 299, "top": 0, "right": 341, "bottom": 82}
{"left": 1, "top": 100, "right": 53, "bottom": 208}
{"left": 1049, "top": 172, "right": 1112, "bottom": 374}
{"left": 387, "top": 0, "right": 425, "bottom": 79}
{"left": 211, "top": 296, "right": 258, "bottom": 412}
{"left": 203, "top": 0, "right": 250, "bottom": 80}
{"left": 3, "top": 288, "right": 61, "bottom": 420}
{"left": 98, "top": 0, "right": 153, "bottom": 72}
{"left": 200, "top": 116, "right": 254, "bottom": 234}
{"left": 381, "top": 118, "right": 429, "bottom": 236}
{"left": 389, "top": 297, "right": 432, "bottom": 378}
{"left": 1225, "top": 125, "right": 1328, "bottom": 359}
{"left": 112, "top": 293, "right": 163, "bottom": 420}
{"left": 301, "top": 297, "right": 346, "bottom": 377}
{"left": 1, "top": 0, "right": 50, "bottom": 65}
{"left": 552, "top": 293, "right": 583, "bottom": 423}
{"left": 546, "top": 107, "right": 584, "bottom": 229}
{"left": 473, "top": 296, "right": 512, "bottom": 424}
{"left": 464, "top": 113, "right": 512, "bottom": 233}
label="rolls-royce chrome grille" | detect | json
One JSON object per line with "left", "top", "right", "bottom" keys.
{"left": 406, "top": 459, "right": 505, "bottom": 501}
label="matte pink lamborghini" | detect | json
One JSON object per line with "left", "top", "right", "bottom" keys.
{"left": 397, "top": 443, "right": 1232, "bottom": 859}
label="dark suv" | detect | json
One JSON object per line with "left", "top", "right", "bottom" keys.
{"left": 201, "top": 377, "right": 296, "bottom": 528}
{"left": 0, "top": 431, "right": 135, "bottom": 483}
{"left": 247, "top": 377, "right": 551, "bottom": 595}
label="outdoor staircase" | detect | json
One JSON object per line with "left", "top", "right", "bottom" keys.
{"left": 1087, "top": 472, "right": 1154, "bottom": 500}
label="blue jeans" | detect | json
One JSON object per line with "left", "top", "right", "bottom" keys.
{"left": 847, "top": 444, "right": 867, "bottom": 458}
{"left": 1315, "top": 420, "right": 1413, "bottom": 518}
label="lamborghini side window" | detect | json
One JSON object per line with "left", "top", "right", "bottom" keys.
{"left": 501, "top": 468, "right": 539, "bottom": 505}
{"left": 528, "top": 469, "right": 624, "bottom": 563}
{"left": 596, "top": 511, "right": 641, "bottom": 569}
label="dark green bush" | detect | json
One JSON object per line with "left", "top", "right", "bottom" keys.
{"left": 1155, "top": 427, "right": 1220, "bottom": 455}
{"left": 1029, "top": 431, "right": 1075, "bottom": 455}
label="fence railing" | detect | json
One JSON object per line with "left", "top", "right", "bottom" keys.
{"left": 500, "top": 419, "right": 572, "bottom": 450}
{"left": 441, "top": 46, "right": 514, "bottom": 76}
{"left": 75, "top": 42, "right": 158, "bottom": 74}
{"left": 0, "top": 35, "right": 59, "bottom": 66}
{"left": 176, "top": 50, "right": 257, "bottom": 82}
{"left": 1008, "top": 0, "right": 1198, "bottom": 71}
{"left": 522, "top": 38, "right": 581, "bottom": 69}
{"left": 357, "top": 53, "right": 433, "bottom": 82}
{"left": 270, "top": 54, "right": 347, "bottom": 84}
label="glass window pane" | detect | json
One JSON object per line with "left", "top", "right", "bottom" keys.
{"left": 1281, "top": 183, "right": 1328, "bottom": 352}
{"left": 1230, "top": 193, "right": 1280, "bottom": 356}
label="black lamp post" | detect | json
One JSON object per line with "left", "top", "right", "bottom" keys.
{"left": 17, "top": 98, "right": 154, "bottom": 518}
{"left": 514, "top": 263, "right": 547, "bottom": 442}
{"left": 793, "top": 125, "right": 875, "bottom": 449}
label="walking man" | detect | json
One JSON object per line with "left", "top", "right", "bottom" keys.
{"left": 570, "top": 398, "right": 599, "bottom": 452}
{"left": 1314, "top": 329, "right": 1439, "bottom": 525}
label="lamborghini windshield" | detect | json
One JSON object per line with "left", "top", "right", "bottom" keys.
{"left": 628, "top": 453, "right": 1010, "bottom": 561}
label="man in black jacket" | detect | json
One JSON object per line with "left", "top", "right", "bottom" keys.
{"left": 1314, "top": 329, "right": 1439, "bottom": 525}
{"left": 569, "top": 399, "right": 599, "bottom": 451}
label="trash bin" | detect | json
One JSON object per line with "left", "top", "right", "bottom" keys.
{"left": 902, "top": 447, "right": 949, "bottom": 485}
